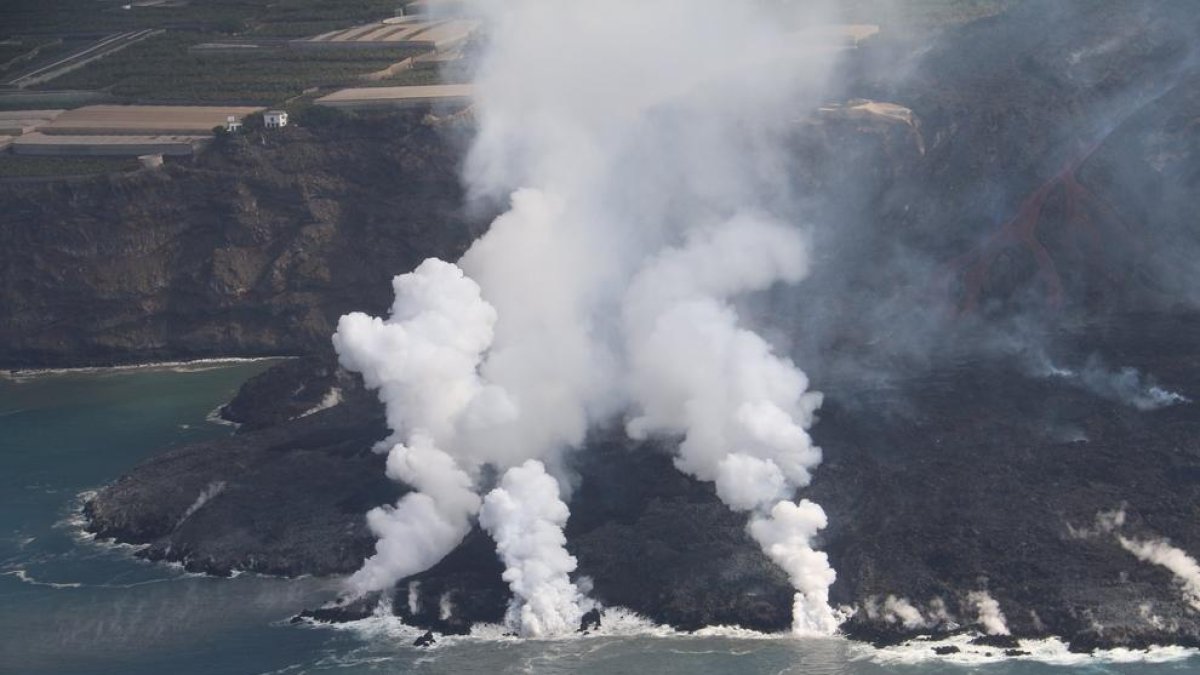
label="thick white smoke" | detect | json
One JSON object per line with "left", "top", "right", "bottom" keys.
{"left": 333, "top": 257, "right": 588, "bottom": 633}
{"left": 622, "top": 216, "right": 838, "bottom": 634}
{"left": 968, "top": 591, "right": 1011, "bottom": 636}
{"left": 333, "top": 260, "right": 494, "bottom": 593}
{"left": 480, "top": 459, "right": 590, "bottom": 637}
{"left": 748, "top": 501, "right": 841, "bottom": 635}
{"left": 333, "top": 258, "right": 501, "bottom": 451}
{"left": 337, "top": 0, "right": 846, "bottom": 635}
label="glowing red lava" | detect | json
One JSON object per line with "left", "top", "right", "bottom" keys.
{"left": 946, "top": 139, "right": 1136, "bottom": 313}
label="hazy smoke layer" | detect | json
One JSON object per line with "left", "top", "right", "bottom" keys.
{"left": 1040, "top": 356, "right": 1190, "bottom": 411}
{"left": 480, "top": 460, "right": 589, "bottom": 636}
{"left": 338, "top": 0, "right": 844, "bottom": 633}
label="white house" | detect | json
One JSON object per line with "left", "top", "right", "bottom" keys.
{"left": 264, "top": 110, "right": 288, "bottom": 129}
{"left": 225, "top": 115, "right": 242, "bottom": 132}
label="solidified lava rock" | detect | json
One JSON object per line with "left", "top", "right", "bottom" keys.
{"left": 579, "top": 608, "right": 602, "bottom": 633}
{"left": 219, "top": 354, "right": 343, "bottom": 431}
{"left": 84, "top": 310, "right": 1200, "bottom": 646}
{"left": 296, "top": 594, "right": 379, "bottom": 624}
{"left": 86, "top": 315, "right": 1200, "bottom": 647}
{"left": 933, "top": 646, "right": 960, "bottom": 655}
{"left": 84, "top": 379, "right": 396, "bottom": 578}
{"left": 972, "top": 635, "right": 1021, "bottom": 650}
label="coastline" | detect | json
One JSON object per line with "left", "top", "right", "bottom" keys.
{"left": 0, "top": 356, "right": 292, "bottom": 380}
{"left": 313, "top": 607, "right": 1200, "bottom": 666}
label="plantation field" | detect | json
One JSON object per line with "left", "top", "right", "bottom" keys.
{"left": 41, "top": 32, "right": 425, "bottom": 104}
{"left": 0, "top": 154, "right": 141, "bottom": 178}
{"left": 2, "top": 0, "right": 406, "bottom": 38}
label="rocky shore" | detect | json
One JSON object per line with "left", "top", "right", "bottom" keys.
{"left": 84, "top": 308, "right": 1200, "bottom": 650}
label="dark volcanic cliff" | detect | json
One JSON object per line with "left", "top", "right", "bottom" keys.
{"left": 0, "top": 113, "right": 481, "bottom": 369}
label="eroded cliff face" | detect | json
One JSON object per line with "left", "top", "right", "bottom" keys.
{"left": 0, "top": 113, "right": 481, "bottom": 368}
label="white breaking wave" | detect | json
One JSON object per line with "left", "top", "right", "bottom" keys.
{"left": 318, "top": 605, "right": 782, "bottom": 644}
{"left": 314, "top": 609, "right": 1199, "bottom": 666}
{"left": 1, "top": 356, "right": 286, "bottom": 382}
{"left": 866, "top": 633, "right": 1197, "bottom": 666}
{"left": 2, "top": 569, "right": 83, "bottom": 589}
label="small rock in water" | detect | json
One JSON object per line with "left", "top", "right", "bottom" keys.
{"left": 933, "top": 645, "right": 960, "bottom": 655}
{"left": 1004, "top": 649, "right": 1031, "bottom": 656}
{"left": 578, "top": 608, "right": 602, "bottom": 633}
{"left": 971, "top": 634, "right": 1021, "bottom": 649}
{"left": 413, "top": 631, "right": 436, "bottom": 647}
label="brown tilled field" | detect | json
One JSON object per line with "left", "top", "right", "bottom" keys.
{"left": 40, "top": 105, "right": 264, "bottom": 135}
{"left": 12, "top": 132, "right": 210, "bottom": 156}
{"left": 314, "top": 84, "right": 472, "bottom": 110}
{"left": 297, "top": 18, "right": 478, "bottom": 51}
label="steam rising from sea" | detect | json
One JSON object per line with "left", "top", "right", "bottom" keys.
{"left": 333, "top": 0, "right": 845, "bottom": 636}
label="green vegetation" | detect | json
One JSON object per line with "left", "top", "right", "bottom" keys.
{"left": 41, "top": 32, "right": 425, "bottom": 104}
{"left": 245, "top": 0, "right": 415, "bottom": 38}
{"left": 2, "top": 0, "right": 410, "bottom": 38}
{"left": 371, "top": 67, "right": 461, "bottom": 88}
{"left": 0, "top": 37, "right": 74, "bottom": 80}
{"left": 0, "top": 90, "right": 112, "bottom": 111}
{"left": 0, "top": 38, "right": 57, "bottom": 69}
{"left": 1, "top": 0, "right": 1021, "bottom": 109}
{"left": 0, "top": 154, "right": 141, "bottom": 178}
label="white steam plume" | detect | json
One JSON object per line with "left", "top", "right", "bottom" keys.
{"left": 748, "top": 501, "right": 841, "bottom": 635}
{"left": 968, "top": 591, "right": 1011, "bottom": 636}
{"left": 336, "top": 0, "right": 846, "bottom": 634}
{"left": 333, "top": 258, "right": 500, "bottom": 452}
{"left": 1118, "top": 536, "right": 1200, "bottom": 610}
{"left": 622, "top": 216, "right": 839, "bottom": 634}
{"left": 333, "top": 259, "right": 495, "bottom": 594}
{"left": 1071, "top": 508, "right": 1200, "bottom": 612}
{"left": 881, "top": 596, "right": 928, "bottom": 630}
{"left": 480, "top": 460, "right": 589, "bottom": 637}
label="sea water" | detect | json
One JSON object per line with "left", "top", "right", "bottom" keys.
{"left": 1, "top": 363, "right": 1198, "bottom": 674}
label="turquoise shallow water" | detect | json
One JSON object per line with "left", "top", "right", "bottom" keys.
{"left": 1, "top": 363, "right": 1198, "bottom": 674}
